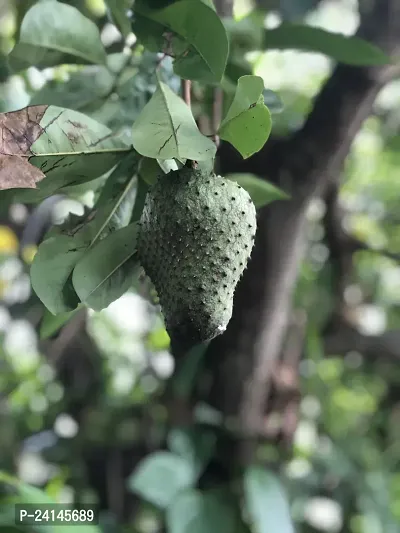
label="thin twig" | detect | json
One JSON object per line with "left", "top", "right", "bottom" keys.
{"left": 182, "top": 79, "right": 192, "bottom": 107}
{"left": 349, "top": 238, "right": 400, "bottom": 262}
{"left": 156, "top": 52, "right": 168, "bottom": 70}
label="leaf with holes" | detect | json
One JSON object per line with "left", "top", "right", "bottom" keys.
{"left": 132, "top": 81, "right": 216, "bottom": 161}
{"left": 0, "top": 105, "right": 130, "bottom": 199}
{"left": 219, "top": 76, "right": 272, "bottom": 158}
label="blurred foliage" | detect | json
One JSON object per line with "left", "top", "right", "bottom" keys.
{"left": 0, "top": 0, "right": 399, "bottom": 532}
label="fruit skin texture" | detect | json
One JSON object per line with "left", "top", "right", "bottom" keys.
{"left": 137, "top": 167, "right": 257, "bottom": 346}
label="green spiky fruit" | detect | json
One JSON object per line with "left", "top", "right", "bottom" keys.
{"left": 137, "top": 167, "right": 257, "bottom": 345}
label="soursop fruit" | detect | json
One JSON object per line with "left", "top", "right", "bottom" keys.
{"left": 137, "top": 166, "right": 257, "bottom": 345}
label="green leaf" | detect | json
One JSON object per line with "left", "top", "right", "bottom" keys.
{"left": 132, "top": 81, "right": 216, "bottom": 161}
{"left": 131, "top": 176, "right": 149, "bottom": 222}
{"left": 139, "top": 157, "right": 181, "bottom": 186}
{"left": 9, "top": 1, "right": 106, "bottom": 69}
{"left": 51, "top": 151, "right": 138, "bottom": 245}
{"left": 224, "top": 11, "right": 264, "bottom": 52}
{"left": 219, "top": 76, "right": 272, "bottom": 159}
{"left": 243, "top": 467, "right": 294, "bottom": 533}
{"left": 166, "top": 490, "right": 202, "bottom": 533}
{"left": 8, "top": 44, "right": 85, "bottom": 72}
{"left": 263, "top": 24, "right": 391, "bottom": 66}
{"left": 93, "top": 151, "right": 140, "bottom": 236}
{"left": 133, "top": 0, "right": 229, "bottom": 82}
{"left": 30, "top": 106, "right": 129, "bottom": 178}
{"left": 224, "top": 56, "right": 252, "bottom": 84}
{"left": 171, "top": 343, "right": 207, "bottom": 399}
{"left": 31, "top": 155, "right": 139, "bottom": 314}
{"left": 10, "top": 106, "right": 131, "bottom": 202}
{"left": 30, "top": 63, "right": 116, "bottom": 110}
{"left": 72, "top": 223, "right": 140, "bottom": 311}
{"left": 105, "top": 0, "right": 132, "bottom": 38}
{"left": 166, "top": 489, "right": 237, "bottom": 533}
{"left": 226, "top": 174, "right": 289, "bottom": 208}
{"left": 40, "top": 307, "right": 81, "bottom": 339}
{"left": 0, "top": 470, "right": 55, "bottom": 507}
{"left": 30, "top": 236, "right": 85, "bottom": 314}
{"left": 127, "top": 451, "right": 196, "bottom": 509}
{"left": 167, "top": 427, "right": 216, "bottom": 478}
{"left": 0, "top": 471, "right": 101, "bottom": 532}
{"left": 139, "top": 157, "right": 163, "bottom": 186}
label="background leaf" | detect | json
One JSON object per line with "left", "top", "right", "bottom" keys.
{"left": 9, "top": 1, "right": 107, "bottom": 70}
{"left": 167, "top": 427, "right": 216, "bottom": 478}
{"left": 219, "top": 76, "right": 272, "bottom": 158}
{"left": 8, "top": 43, "right": 85, "bottom": 73}
{"left": 171, "top": 343, "right": 208, "bottom": 399}
{"left": 39, "top": 307, "right": 81, "bottom": 339}
{"left": 166, "top": 489, "right": 237, "bottom": 533}
{"left": 0, "top": 471, "right": 101, "bottom": 532}
{"left": 243, "top": 467, "right": 294, "bottom": 533}
{"left": 132, "top": 81, "right": 216, "bottom": 161}
{"left": 105, "top": 0, "right": 132, "bottom": 38}
{"left": 133, "top": 0, "right": 229, "bottom": 83}
{"left": 263, "top": 24, "right": 391, "bottom": 66}
{"left": 127, "top": 451, "right": 197, "bottom": 508}
{"left": 30, "top": 63, "right": 116, "bottom": 110}
{"left": 263, "top": 89, "right": 284, "bottom": 114}
{"left": 226, "top": 173, "right": 289, "bottom": 208}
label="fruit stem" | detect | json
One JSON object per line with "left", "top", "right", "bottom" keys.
{"left": 212, "top": 87, "right": 223, "bottom": 148}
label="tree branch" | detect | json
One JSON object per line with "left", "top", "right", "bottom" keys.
{"left": 205, "top": 0, "right": 400, "bottom": 454}
{"left": 214, "top": 0, "right": 234, "bottom": 18}
{"left": 324, "top": 318, "right": 400, "bottom": 363}
{"left": 347, "top": 238, "right": 400, "bottom": 263}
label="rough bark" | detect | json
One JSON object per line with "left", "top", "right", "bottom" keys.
{"left": 204, "top": 0, "right": 400, "bottom": 454}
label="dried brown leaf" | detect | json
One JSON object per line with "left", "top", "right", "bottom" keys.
{"left": 0, "top": 105, "right": 48, "bottom": 190}
{"left": 0, "top": 154, "right": 45, "bottom": 190}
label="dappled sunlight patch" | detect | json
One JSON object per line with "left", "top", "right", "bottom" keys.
{"left": 303, "top": 497, "right": 343, "bottom": 533}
